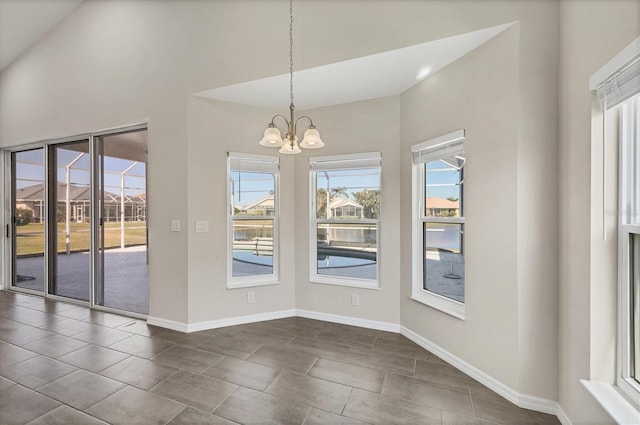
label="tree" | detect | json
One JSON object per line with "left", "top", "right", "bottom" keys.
{"left": 316, "top": 188, "right": 328, "bottom": 217}
{"left": 56, "top": 207, "right": 66, "bottom": 223}
{"left": 353, "top": 189, "right": 380, "bottom": 219}
{"left": 446, "top": 197, "right": 459, "bottom": 202}
{"left": 318, "top": 187, "right": 350, "bottom": 218}
{"left": 330, "top": 186, "right": 348, "bottom": 199}
{"left": 15, "top": 208, "right": 33, "bottom": 226}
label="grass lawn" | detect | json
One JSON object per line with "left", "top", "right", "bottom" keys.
{"left": 16, "top": 221, "right": 146, "bottom": 256}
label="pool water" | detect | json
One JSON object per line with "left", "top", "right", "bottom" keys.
{"left": 233, "top": 250, "right": 375, "bottom": 269}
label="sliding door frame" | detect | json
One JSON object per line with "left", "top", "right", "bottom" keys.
{"left": 2, "top": 123, "right": 148, "bottom": 319}
{"left": 47, "top": 138, "right": 91, "bottom": 304}
{"left": 7, "top": 146, "right": 48, "bottom": 297}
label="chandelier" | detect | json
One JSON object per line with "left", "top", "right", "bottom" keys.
{"left": 259, "top": 0, "right": 324, "bottom": 154}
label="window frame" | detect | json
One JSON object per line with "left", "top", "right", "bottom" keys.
{"left": 227, "top": 152, "right": 280, "bottom": 289}
{"left": 309, "top": 152, "right": 382, "bottom": 290}
{"left": 411, "top": 130, "right": 466, "bottom": 319}
{"left": 618, "top": 96, "right": 640, "bottom": 408}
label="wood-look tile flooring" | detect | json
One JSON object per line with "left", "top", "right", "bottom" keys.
{"left": 0, "top": 291, "right": 560, "bottom": 425}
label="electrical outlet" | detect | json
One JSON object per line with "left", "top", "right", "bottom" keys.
{"left": 351, "top": 294, "right": 360, "bottom": 306}
{"left": 171, "top": 219, "right": 181, "bottom": 232}
{"left": 247, "top": 291, "right": 255, "bottom": 303}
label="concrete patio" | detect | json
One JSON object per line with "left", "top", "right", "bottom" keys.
{"left": 14, "top": 246, "right": 148, "bottom": 315}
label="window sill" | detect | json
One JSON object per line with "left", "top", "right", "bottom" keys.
{"left": 310, "top": 275, "right": 380, "bottom": 290}
{"left": 581, "top": 380, "right": 640, "bottom": 425}
{"left": 410, "top": 291, "right": 465, "bottom": 320}
{"left": 227, "top": 279, "right": 280, "bottom": 290}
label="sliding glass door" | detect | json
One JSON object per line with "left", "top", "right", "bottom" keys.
{"left": 48, "top": 140, "right": 91, "bottom": 301}
{"left": 95, "top": 129, "right": 148, "bottom": 315}
{"left": 6, "top": 126, "right": 148, "bottom": 316}
{"left": 11, "top": 148, "right": 46, "bottom": 293}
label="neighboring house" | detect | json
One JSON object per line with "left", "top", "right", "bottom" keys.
{"left": 329, "top": 197, "right": 364, "bottom": 218}
{"left": 16, "top": 183, "right": 146, "bottom": 223}
{"left": 241, "top": 195, "right": 275, "bottom": 216}
{"left": 425, "top": 197, "right": 459, "bottom": 217}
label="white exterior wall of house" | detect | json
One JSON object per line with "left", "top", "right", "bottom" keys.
{"left": 329, "top": 198, "right": 364, "bottom": 219}
{"left": 1, "top": 1, "right": 638, "bottom": 423}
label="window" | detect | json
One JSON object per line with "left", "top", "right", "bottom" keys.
{"left": 227, "top": 152, "right": 279, "bottom": 288}
{"left": 309, "top": 152, "right": 381, "bottom": 288}
{"left": 619, "top": 94, "right": 640, "bottom": 406}
{"left": 412, "top": 130, "right": 465, "bottom": 319}
{"left": 582, "top": 39, "right": 640, "bottom": 418}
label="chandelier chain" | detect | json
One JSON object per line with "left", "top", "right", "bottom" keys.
{"left": 289, "top": 0, "right": 294, "bottom": 108}
{"left": 259, "top": 0, "right": 322, "bottom": 153}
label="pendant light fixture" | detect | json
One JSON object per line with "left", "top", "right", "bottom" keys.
{"left": 259, "top": 0, "right": 324, "bottom": 154}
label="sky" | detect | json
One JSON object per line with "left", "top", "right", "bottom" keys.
{"left": 14, "top": 148, "right": 146, "bottom": 197}
{"left": 425, "top": 159, "right": 463, "bottom": 200}
{"left": 230, "top": 171, "right": 275, "bottom": 207}
{"left": 230, "top": 159, "right": 462, "bottom": 209}
{"left": 230, "top": 168, "right": 382, "bottom": 208}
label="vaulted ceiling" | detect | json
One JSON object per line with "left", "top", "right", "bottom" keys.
{"left": 0, "top": 0, "right": 83, "bottom": 72}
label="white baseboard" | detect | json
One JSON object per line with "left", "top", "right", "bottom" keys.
{"left": 400, "top": 326, "right": 561, "bottom": 417}
{"left": 556, "top": 404, "right": 573, "bottom": 425}
{"left": 186, "top": 309, "right": 296, "bottom": 333}
{"left": 148, "top": 309, "right": 398, "bottom": 333}
{"left": 146, "top": 316, "right": 189, "bottom": 332}
{"left": 149, "top": 311, "right": 567, "bottom": 423}
{"left": 296, "top": 309, "right": 401, "bottom": 333}
{"left": 518, "top": 393, "right": 562, "bottom": 416}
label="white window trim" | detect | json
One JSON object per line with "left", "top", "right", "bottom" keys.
{"left": 227, "top": 152, "right": 280, "bottom": 289}
{"left": 582, "top": 380, "right": 640, "bottom": 425}
{"left": 585, "top": 36, "right": 640, "bottom": 420}
{"left": 309, "top": 152, "right": 381, "bottom": 289}
{"left": 617, "top": 97, "right": 640, "bottom": 411}
{"left": 411, "top": 130, "right": 466, "bottom": 320}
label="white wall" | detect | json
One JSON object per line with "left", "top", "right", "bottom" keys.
{"left": 186, "top": 97, "right": 297, "bottom": 324}
{"left": 399, "top": 3, "right": 561, "bottom": 402}
{"left": 559, "top": 1, "right": 640, "bottom": 423}
{"left": 515, "top": 0, "right": 561, "bottom": 403}
{"left": 400, "top": 27, "right": 522, "bottom": 391}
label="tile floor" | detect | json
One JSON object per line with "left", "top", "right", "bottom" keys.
{"left": 0, "top": 290, "right": 560, "bottom": 425}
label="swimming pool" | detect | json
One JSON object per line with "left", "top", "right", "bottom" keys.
{"left": 233, "top": 250, "right": 375, "bottom": 269}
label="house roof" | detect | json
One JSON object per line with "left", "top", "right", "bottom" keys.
{"left": 241, "top": 195, "right": 274, "bottom": 211}
{"left": 425, "top": 197, "right": 459, "bottom": 209}
{"left": 16, "top": 182, "right": 90, "bottom": 202}
{"left": 329, "top": 197, "right": 363, "bottom": 209}
{"left": 16, "top": 183, "right": 145, "bottom": 205}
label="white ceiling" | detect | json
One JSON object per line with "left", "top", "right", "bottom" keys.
{"left": 0, "top": 0, "right": 83, "bottom": 72}
{"left": 0, "top": 1, "right": 513, "bottom": 107}
{"left": 196, "top": 22, "right": 515, "bottom": 110}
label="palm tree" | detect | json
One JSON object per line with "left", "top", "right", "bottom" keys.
{"left": 316, "top": 188, "right": 328, "bottom": 217}
{"left": 330, "top": 186, "right": 348, "bottom": 200}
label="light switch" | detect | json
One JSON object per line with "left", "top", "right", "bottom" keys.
{"left": 195, "top": 220, "right": 209, "bottom": 233}
{"left": 171, "top": 219, "right": 181, "bottom": 232}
